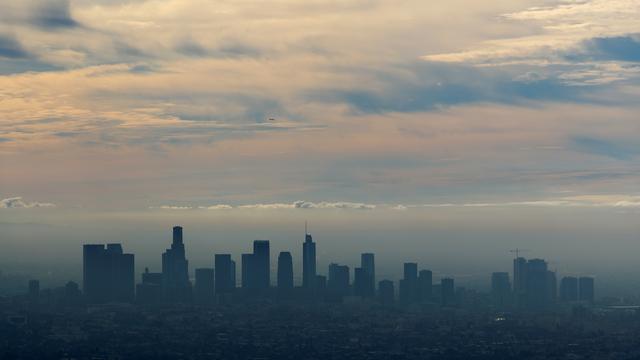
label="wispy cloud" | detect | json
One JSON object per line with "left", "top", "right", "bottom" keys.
{"left": 1, "top": 196, "right": 55, "bottom": 209}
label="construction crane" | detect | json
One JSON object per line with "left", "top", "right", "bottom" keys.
{"left": 509, "top": 248, "right": 530, "bottom": 259}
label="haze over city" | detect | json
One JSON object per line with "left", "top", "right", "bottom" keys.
{"left": 1, "top": 1, "right": 640, "bottom": 358}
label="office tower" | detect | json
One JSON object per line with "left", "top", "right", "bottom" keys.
{"left": 28, "top": 279, "right": 40, "bottom": 302}
{"left": 302, "top": 228, "right": 316, "bottom": 289}
{"left": 404, "top": 263, "right": 418, "bottom": 281}
{"left": 441, "top": 278, "right": 455, "bottom": 307}
{"left": 491, "top": 272, "right": 511, "bottom": 307}
{"left": 418, "top": 270, "right": 433, "bottom": 302}
{"left": 161, "top": 226, "right": 191, "bottom": 302}
{"left": 560, "top": 276, "right": 578, "bottom": 302}
{"left": 253, "top": 240, "right": 270, "bottom": 290}
{"left": 378, "top": 280, "right": 395, "bottom": 305}
{"left": 399, "top": 262, "right": 419, "bottom": 304}
{"left": 547, "top": 270, "right": 557, "bottom": 303}
{"left": 83, "top": 243, "right": 135, "bottom": 303}
{"left": 578, "top": 276, "right": 595, "bottom": 303}
{"left": 215, "top": 254, "right": 235, "bottom": 294}
{"left": 277, "top": 251, "right": 294, "bottom": 291}
{"left": 136, "top": 268, "right": 163, "bottom": 304}
{"left": 361, "top": 253, "right": 375, "bottom": 297}
{"left": 353, "top": 267, "right": 367, "bottom": 297}
{"left": 195, "top": 268, "right": 215, "bottom": 305}
{"left": 525, "top": 258, "right": 549, "bottom": 309}
{"left": 241, "top": 253, "right": 255, "bottom": 290}
{"left": 513, "top": 257, "right": 528, "bottom": 306}
{"left": 328, "top": 263, "right": 350, "bottom": 298}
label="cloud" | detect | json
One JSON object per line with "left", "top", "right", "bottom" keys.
{"left": 570, "top": 136, "right": 637, "bottom": 160}
{"left": 1, "top": 196, "right": 55, "bottom": 209}
{"left": 198, "top": 204, "right": 233, "bottom": 210}
{"left": 0, "top": 34, "right": 30, "bottom": 59}
{"left": 30, "top": 0, "right": 80, "bottom": 29}
{"left": 396, "top": 195, "right": 640, "bottom": 209}
{"left": 149, "top": 205, "right": 193, "bottom": 210}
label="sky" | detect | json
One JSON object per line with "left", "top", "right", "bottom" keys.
{"left": 1, "top": 0, "right": 639, "bottom": 292}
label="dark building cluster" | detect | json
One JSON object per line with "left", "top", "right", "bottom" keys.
{"left": 2, "top": 226, "right": 618, "bottom": 360}
{"left": 76, "top": 226, "right": 597, "bottom": 312}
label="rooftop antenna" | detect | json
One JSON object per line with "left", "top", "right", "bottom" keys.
{"left": 305, "top": 220, "right": 308, "bottom": 235}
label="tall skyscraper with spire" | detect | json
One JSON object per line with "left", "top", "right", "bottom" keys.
{"left": 162, "top": 226, "right": 191, "bottom": 302}
{"left": 302, "top": 222, "right": 316, "bottom": 289}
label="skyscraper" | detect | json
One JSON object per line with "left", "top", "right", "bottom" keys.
{"left": 525, "top": 258, "right": 550, "bottom": 310}
{"left": 241, "top": 253, "right": 255, "bottom": 290}
{"left": 513, "top": 257, "right": 528, "bottom": 306}
{"left": 353, "top": 267, "right": 367, "bottom": 297}
{"left": 378, "top": 279, "right": 395, "bottom": 306}
{"left": 418, "top": 269, "right": 433, "bottom": 302}
{"left": 491, "top": 272, "right": 511, "bottom": 307}
{"left": 361, "top": 253, "right": 375, "bottom": 297}
{"left": 399, "top": 262, "right": 418, "bottom": 304}
{"left": 277, "top": 251, "right": 294, "bottom": 292}
{"left": 560, "top": 276, "right": 578, "bottom": 302}
{"left": 215, "top": 254, "right": 235, "bottom": 295}
{"left": 161, "top": 226, "right": 191, "bottom": 302}
{"left": 253, "top": 240, "right": 270, "bottom": 290}
{"left": 195, "top": 268, "right": 215, "bottom": 305}
{"left": 302, "top": 227, "right": 316, "bottom": 289}
{"left": 136, "top": 268, "right": 163, "bottom": 304}
{"left": 578, "top": 276, "right": 595, "bottom": 303}
{"left": 83, "top": 243, "right": 135, "bottom": 303}
{"left": 328, "top": 263, "right": 350, "bottom": 299}
{"left": 441, "top": 278, "right": 455, "bottom": 307}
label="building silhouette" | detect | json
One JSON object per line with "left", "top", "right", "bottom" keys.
{"left": 578, "top": 276, "right": 595, "bottom": 303}
{"left": 361, "top": 253, "right": 375, "bottom": 297}
{"left": 253, "top": 240, "right": 270, "bottom": 290}
{"left": 277, "top": 251, "right": 294, "bottom": 295}
{"left": 399, "top": 262, "right": 418, "bottom": 304}
{"left": 441, "top": 278, "right": 455, "bottom": 307}
{"left": 353, "top": 267, "right": 367, "bottom": 297}
{"left": 83, "top": 243, "right": 135, "bottom": 303}
{"left": 136, "top": 267, "right": 162, "bottom": 304}
{"left": 560, "top": 276, "right": 578, "bottom": 302}
{"left": 302, "top": 228, "right": 316, "bottom": 289}
{"left": 215, "top": 254, "right": 235, "bottom": 295}
{"left": 491, "top": 272, "right": 511, "bottom": 307}
{"left": 195, "top": 268, "right": 215, "bottom": 305}
{"left": 378, "top": 279, "right": 395, "bottom": 305}
{"left": 161, "top": 226, "right": 191, "bottom": 302}
{"left": 418, "top": 269, "right": 433, "bottom": 302}
{"left": 241, "top": 253, "right": 255, "bottom": 291}
{"left": 328, "top": 263, "right": 350, "bottom": 300}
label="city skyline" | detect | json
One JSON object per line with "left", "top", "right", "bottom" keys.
{"left": 78, "top": 225, "right": 597, "bottom": 308}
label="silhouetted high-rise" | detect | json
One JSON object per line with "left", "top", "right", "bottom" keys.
{"left": 195, "top": 268, "right": 215, "bottom": 305}
{"left": 418, "top": 269, "right": 433, "bottom": 302}
{"left": 399, "top": 262, "right": 418, "bottom": 304}
{"left": 578, "top": 276, "right": 595, "bottom": 303}
{"left": 215, "top": 254, "right": 235, "bottom": 295}
{"left": 136, "top": 267, "right": 162, "bottom": 304}
{"left": 303, "top": 228, "right": 316, "bottom": 289}
{"left": 441, "top": 278, "right": 455, "bottom": 307}
{"left": 491, "top": 272, "right": 511, "bottom": 307}
{"left": 560, "top": 276, "right": 578, "bottom": 302}
{"left": 361, "top": 253, "right": 375, "bottom": 297}
{"left": 378, "top": 279, "right": 395, "bottom": 305}
{"left": 328, "top": 263, "right": 350, "bottom": 299}
{"left": 83, "top": 243, "right": 135, "bottom": 303}
{"left": 513, "top": 257, "right": 528, "bottom": 306}
{"left": 241, "top": 253, "right": 255, "bottom": 290}
{"left": 525, "top": 258, "right": 551, "bottom": 309}
{"left": 253, "top": 240, "right": 270, "bottom": 290}
{"left": 277, "top": 251, "right": 294, "bottom": 292}
{"left": 162, "top": 226, "right": 191, "bottom": 302}
{"left": 353, "top": 267, "right": 367, "bottom": 297}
